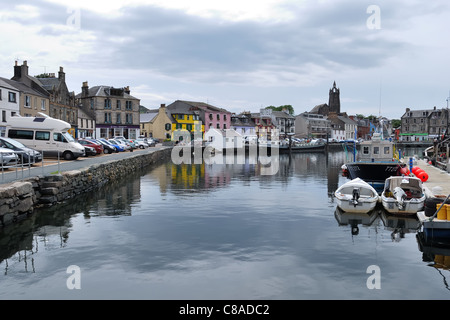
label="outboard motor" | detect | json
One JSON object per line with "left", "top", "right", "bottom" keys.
{"left": 393, "top": 187, "right": 406, "bottom": 210}
{"left": 352, "top": 187, "right": 360, "bottom": 207}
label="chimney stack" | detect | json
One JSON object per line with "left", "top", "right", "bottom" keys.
{"left": 82, "top": 81, "right": 89, "bottom": 97}
{"left": 12, "top": 60, "right": 30, "bottom": 85}
{"left": 58, "top": 66, "right": 65, "bottom": 82}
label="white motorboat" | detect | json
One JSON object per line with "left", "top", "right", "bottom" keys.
{"left": 334, "top": 178, "right": 379, "bottom": 213}
{"left": 381, "top": 176, "right": 426, "bottom": 215}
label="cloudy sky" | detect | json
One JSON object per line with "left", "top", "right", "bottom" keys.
{"left": 1, "top": 0, "right": 449, "bottom": 119}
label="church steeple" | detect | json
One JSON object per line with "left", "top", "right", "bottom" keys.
{"left": 329, "top": 81, "right": 340, "bottom": 114}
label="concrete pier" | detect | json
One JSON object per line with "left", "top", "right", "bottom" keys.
{"left": 410, "top": 159, "right": 450, "bottom": 197}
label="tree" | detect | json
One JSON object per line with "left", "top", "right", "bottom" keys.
{"left": 265, "top": 105, "right": 294, "bottom": 115}
{"left": 391, "top": 119, "right": 401, "bottom": 128}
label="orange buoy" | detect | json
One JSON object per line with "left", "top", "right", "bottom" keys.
{"left": 416, "top": 171, "right": 429, "bottom": 182}
{"left": 412, "top": 166, "right": 421, "bottom": 174}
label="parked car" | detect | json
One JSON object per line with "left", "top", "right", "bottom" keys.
{"left": 107, "top": 139, "right": 126, "bottom": 152}
{"left": 0, "top": 136, "right": 42, "bottom": 164}
{"left": 0, "top": 147, "right": 19, "bottom": 167}
{"left": 77, "top": 138, "right": 103, "bottom": 155}
{"left": 135, "top": 138, "right": 149, "bottom": 149}
{"left": 83, "top": 146, "right": 97, "bottom": 156}
{"left": 89, "top": 138, "right": 117, "bottom": 154}
{"left": 146, "top": 138, "right": 156, "bottom": 147}
{"left": 126, "top": 139, "right": 138, "bottom": 149}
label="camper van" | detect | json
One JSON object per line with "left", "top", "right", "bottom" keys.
{"left": 6, "top": 113, "right": 85, "bottom": 160}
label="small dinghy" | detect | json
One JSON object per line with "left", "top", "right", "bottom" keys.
{"left": 381, "top": 176, "right": 426, "bottom": 215}
{"left": 334, "top": 178, "right": 379, "bottom": 213}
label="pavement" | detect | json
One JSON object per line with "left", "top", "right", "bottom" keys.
{"left": 404, "top": 158, "right": 450, "bottom": 198}
{"left": 0, "top": 145, "right": 170, "bottom": 187}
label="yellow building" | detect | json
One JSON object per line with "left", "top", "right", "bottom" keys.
{"left": 171, "top": 113, "right": 204, "bottom": 142}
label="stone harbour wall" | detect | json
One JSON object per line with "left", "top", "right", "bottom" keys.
{"left": 0, "top": 148, "right": 172, "bottom": 227}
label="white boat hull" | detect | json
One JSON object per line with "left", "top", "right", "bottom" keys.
{"left": 336, "top": 197, "right": 378, "bottom": 213}
{"left": 334, "top": 178, "right": 379, "bottom": 214}
{"left": 381, "top": 194, "right": 425, "bottom": 214}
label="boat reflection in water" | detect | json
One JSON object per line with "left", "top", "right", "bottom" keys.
{"left": 416, "top": 231, "right": 450, "bottom": 290}
{"left": 334, "top": 205, "right": 420, "bottom": 240}
{"left": 379, "top": 210, "right": 421, "bottom": 242}
{"left": 334, "top": 206, "right": 379, "bottom": 236}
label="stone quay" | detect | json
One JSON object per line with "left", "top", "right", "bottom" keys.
{"left": 0, "top": 147, "right": 172, "bottom": 227}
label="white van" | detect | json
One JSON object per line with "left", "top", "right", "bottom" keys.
{"left": 6, "top": 113, "right": 85, "bottom": 160}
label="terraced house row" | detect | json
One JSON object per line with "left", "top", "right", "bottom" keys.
{"left": 0, "top": 60, "right": 140, "bottom": 139}
{"left": 0, "top": 60, "right": 296, "bottom": 142}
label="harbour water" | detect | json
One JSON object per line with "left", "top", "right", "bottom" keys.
{"left": 1, "top": 150, "right": 449, "bottom": 300}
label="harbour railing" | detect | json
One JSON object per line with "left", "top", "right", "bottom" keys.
{"left": 0, "top": 150, "right": 61, "bottom": 183}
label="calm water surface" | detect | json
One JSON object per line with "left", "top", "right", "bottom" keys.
{"left": 0, "top": 150, "right": 449, "bottom": 299}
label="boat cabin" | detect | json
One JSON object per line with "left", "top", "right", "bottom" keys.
{"left": 359, "top": 132, "right": 395, "bottom": 162}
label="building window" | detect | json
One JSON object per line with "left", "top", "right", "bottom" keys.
{"left": 104, "top": 112, "right": 111, "bottom": 123}
{"left": 217, "top": 123, "right": 220, "bottom": 129}
{"left": 117, "top": 100, "right": 121, "bottom": 109}
{"left": 41, "top": 99, "right": 46, "bottom": 110}
{"left": 209, "top": 114, "right": 213, "bottom": 120}
{"left": 0, "top": 89, "right": 2, "bottom": 100}
{"left": 126, "top": 113, "right": 133, "bottom": 124}
{"left": 104, "top": 99, "right": 111, "bottom": 109}
{"left": 116, "top": 113, "right": 121, "bottom": 124}
{"left": 2, "top": 110, "right": 6, "bottom": 122}
{"left": 125, "top": 101, "right": 132, "bottom": 110}
{"left": 90, "top": 99, "right": 94, "bottom": 109}
{"left": 25, "top": 95, "right": 31, "bottom": 107}
{"left": 217, "top": 114, "right": 220, "bottom": 120}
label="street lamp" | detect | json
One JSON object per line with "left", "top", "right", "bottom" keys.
{"left": 447, "top": 91, "right": 450, "bottom": 137}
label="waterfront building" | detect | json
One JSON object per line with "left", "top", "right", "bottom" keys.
{"left": 428, "top": 106, "right": 448, "bottom": 139}
{"left": 295, "top": 112, "right": 330, "bottom": 139}
{"left": 6, "top": 61, "right": 50, "bottom": 118}
{"left": 31, "top": 66, "right": 78, "bottom": 137}
{"left": 230, "top": 112, "right": 257, "bottom": 144}
{"left": 349, "top": 116, "right": 371, "bottom": 140}
{"left": 167, "top": 100, "right": 230, "bottom": 141}
{"left": 328, "top": 113, "right": 358, "bottom": 141}
{"left": 140, "top": 104, "right": 174, "bottom": 140}
{"left": 251, "top": 109, "right": 277, "bottom": 142}
{"left": 272, "top": 110, "right": 295, "bottom": 139}
{"left": 77, "top": 108, "right": 96, "bottom": 138}
{"left": 400, "top": 107, "right": 432, "bottom": 142}
{"left": 77, "top": 81, "right": 141, "bottom": 139}
{"left": 0, "top": 78, "right": 20, "bottom": 136}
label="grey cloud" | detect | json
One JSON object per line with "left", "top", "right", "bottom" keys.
{"left": 17, "top": 1, "right": 412, "bottom": 85}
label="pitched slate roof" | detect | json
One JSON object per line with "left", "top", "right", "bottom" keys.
{"left": 139, "top": 112, "right": 158, "bottom": 123}
{"left": 75, "top": 85, "right": 139, "bottom": 100}
{"left": 0, "top": 77, "right": 49, "bottom": 98}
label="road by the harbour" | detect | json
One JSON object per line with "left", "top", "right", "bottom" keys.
{"left": 0, "top": 146, "right": 170, "bottom": 187}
